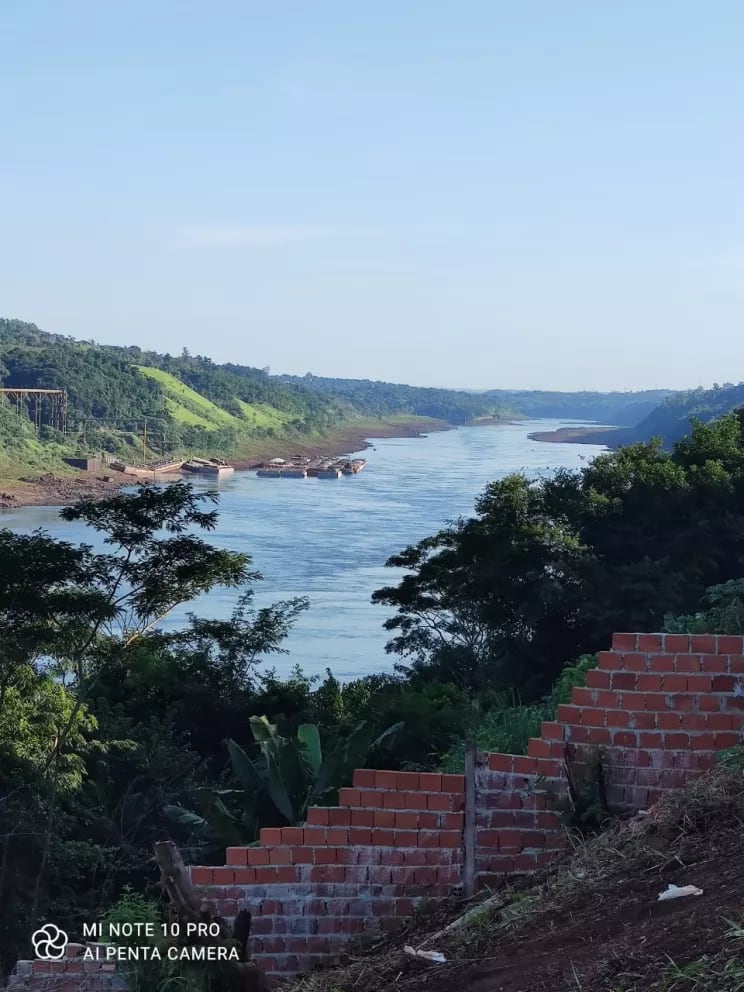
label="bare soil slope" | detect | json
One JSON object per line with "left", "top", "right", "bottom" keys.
{"left": 289, "top": 770, "right": 744, "bottom": 992}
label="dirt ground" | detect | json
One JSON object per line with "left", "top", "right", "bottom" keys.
{"left": 0, "top": 471, "right": 124, "bottom": 509}
{"left": 291, "top": 771, "right": 744, "bottom": 992}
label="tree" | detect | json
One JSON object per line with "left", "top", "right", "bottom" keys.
{"left": 374, "top": 412, "right": 744, "bottom": 697}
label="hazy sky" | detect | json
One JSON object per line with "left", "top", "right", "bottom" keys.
{"left": 2, "top": 1, "right": 743, "bottom": 390}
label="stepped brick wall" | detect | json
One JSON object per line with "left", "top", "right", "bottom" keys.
{"left": 6, "top": 633, "right": 744, "bottom": 986}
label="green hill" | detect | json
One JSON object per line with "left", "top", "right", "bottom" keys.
{"left": 567, "top": 382, "right": 744, "bottom": 449}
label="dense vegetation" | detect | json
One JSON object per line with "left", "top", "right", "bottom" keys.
{"left": 571, "top": 381, "right": 744, "bottom": 449}
{"left": 4, "top": 407, "right": 744, "bottom": 981}
{"left": 280, "top": 373, "right": 669, "bottom": 426}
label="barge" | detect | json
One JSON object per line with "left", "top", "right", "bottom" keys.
{"left": 255, "top": 456, "right": 367, "bottom": 479}
{"left": 183, "top": 457, "right": 235, "bottom": 478}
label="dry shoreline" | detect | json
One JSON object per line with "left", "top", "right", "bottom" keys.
{"left": 528, "top": 425, "right": 624, "bottom": 445}
{"left": 0, "top": 417, "right": 451, "bottom": 510}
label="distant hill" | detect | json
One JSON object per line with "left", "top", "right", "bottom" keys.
{"left": 562, "top": 382, "right": 744, "bottom": 448}
{"left": 280, "top": 375, "right": 670, "bottom": 425}
{"left": 478, "top": 388, "right": 672, "bottom": 425}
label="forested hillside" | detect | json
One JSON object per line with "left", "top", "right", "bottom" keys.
{"left": 0, "top": 319, "right": 523, "bottom": 471}
{"left": 281, "top": 374, "right": 670, "bottom": 425}
{"left": 481, "top": 387, "right": 671, "bottom": 424}
{"left": 567, "top": 381, "right": 744, "bottom": 448}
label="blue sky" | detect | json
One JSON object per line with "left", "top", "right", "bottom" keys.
{"left": 1, "top": 1, "right": 743, "bottom": 389}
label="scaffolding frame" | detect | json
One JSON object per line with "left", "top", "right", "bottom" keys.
{"left": 0, "top": 388, "right": 67, "bottom": 433}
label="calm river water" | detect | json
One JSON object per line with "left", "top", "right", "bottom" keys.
{"left": 3, "top": 419, "right": 607, "bottom": 680}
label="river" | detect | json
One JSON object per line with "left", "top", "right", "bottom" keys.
{"left": 2, "top": 419, "right": 608, "bottom": 681}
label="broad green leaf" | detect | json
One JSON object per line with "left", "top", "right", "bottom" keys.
{"left": 250, "top": 715, "right": 278, "bottom": 742}
{"left": 265, "top": 749, "right": 296, "bottom": 824}
{"left": 227, "top": 739, "right": 265, "bottom": 793}
{"left": 297, "top": 724, "right": 322, "bottom": 775}
{"left": 163, "top": 805, "right": 207, "bottom": 829}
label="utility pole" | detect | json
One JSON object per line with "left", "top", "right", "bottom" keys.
{"left": 143, "top": 418, "right": 148, "bottom": 465}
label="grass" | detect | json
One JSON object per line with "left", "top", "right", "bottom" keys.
{"left": 235, "top": 399, "right": 290, "bottom": 429}
{"left": 135, "top": 366, "right": 240, "bottom": 429}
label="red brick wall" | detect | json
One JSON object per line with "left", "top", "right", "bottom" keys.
{"left": 7, "top": 633, "right": 744, "bottom": 985}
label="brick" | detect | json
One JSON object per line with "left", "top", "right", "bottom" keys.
{"left": 371, "top": 828, "right": 395, "bottom": 846}
{"left": 730, "top": 655, "right": 744, "bottom": 674}
{"left": 540, "top": 721, "right": 564, "bottom": 741}
{"left": 338, "top": 788, "right": 361, "bottom": 806}
{"left": 255, "top": 867, "right": 278, "bottom": 883}
{"left": 712, "top": 675, "right": 736, "bottom": 692}
{"left": 225, "top": 846, "right": 248, "bottom": 866}
{"left": 260, "top": 827, "right": 283, "bottom": 846}
{"left": 612, "top": 731, "right": 637, "bottom": 748}
{"left": 352, "top": 768, "right": 377, "bottom": 788}
{"left": 664, "top": 634, "right": 690, "bottom": 653}
{"left": 611, "top": 672, "right": 637, "bottom": 691}
{"left": 571, "top": 687, "right": 596, "bottom": 705}
{"left": 686, "top": 675, "right": 713, "bottom": 692}
{"left": 638, "top": 634, "right": 663, "bottom": 652}
{"left": 661, "top": 675, "right": 688, "bottom": 692}
{"left": 714, "top": 731, "right": 742, "bottom": 749}
{"left": 719, "top": 636, "right": 744, "bottom": 654}
{"left": 630, "top": 711, "right": 656, "bottom": 729}
{"left": 350, "top": 808, "right": 375, "bottom": 827}
{"left": 212, "top": 868, "right": 235, "bottom": 884}
{"left": 556, "top": 704, "right": 580, "bottom": 723}
{"left": 396, "top": 771, "right": 422, "bottom": 790}
{"left": 419, "top": 773, "right": 443, "bottom": 791}
{"left": 691, "top": 634, "right": 716, "bottom": 653}
{"left": 706, "top": 713, "right": 733, "bottom": 730}
{"left": 514, "top": 755, "right": 538, "bottom": 775}
{"left": 586, "top": 668, "right": 612, "bottom": 688}
{"left": 676, "top": 654, "right": 703, "bottom": 673}
{"left": 190, "top": 867, "right": 213, "bottom": 884}
{"left": 374, "top": 770, "right": 399, "bottom": 789}
{"left": 527, "top": 738, "right": 553, "bottom": 758}
{"left": 606, "top": 710, "right": 630, "bottom": 728}
{"left": 404, "top": 790, "right": 429, "bottom": 809}
{"left": 383, "top": 790, "right": 410, "bottom": 809}
{"left": 665, "top": 732, "right": 690, "bottom": 749}
{"left": 587, "top": 727, "right": 612, "bottom": 745}
{"left": 327, "top": 827, "right": 349, "bottom": 845}
{"left": 280, "top": 826, "right": 305, "bottom": 845}
{"left": 701, "top": 654, "right": 727, "bottom": 673}
{"left": 639, "top": 732, "right": 664, "bottom": 748}
{"left": 373, "top": 809, "right": 396, "bottom": 827}
{"left": 303, "top": 827, "right": 327, "bottom": 845}
{"left": 307, "top": 806, "right": 330, "bottom": 825}
{"left": 269, "top": 846, "right": 292, "bottom": 864}
{"left": 442, "top": 774, "right": 465, "bottom": 792}
{"left": 427, "top": 792, "right": 452, "bottom": 811}
{"left": 246, "top": 847, "right": 270, "bottom": 865}
{"left": 395, "top": 812, "right": 420, "bottom": 829}
{"left": 394, "top": 830, "right": 419, "bottom": 847}
{"left": 637, "top": 673, "right": 663, "bottom": 691}
{"left": 689, "top": 733, "right": 716, "bottom": 751}
{"left": 291, "top": 846, "right": 313, "bottom": 864}
{"left": 313, "top": 847, "right": 338, "bottom": 864}
{"left": 488, "top": 752, "right": 515, "bottom": 772}
{"left": 329, "top": 809, "right": 351, "bottom": 827}
{"left": 349, "top": 827, "right": 372, "bottom": 847}
{"left": 648, "top": 655, "right": 673, "bottom": 673}
{"left": 623, "top": 653, "right": 649, "bottom": 672}
{"left": 597, "top": 650, "right": 617, "bottom": 670}
{"left": 612, "top": 633, "right": 636, "bottom": 651}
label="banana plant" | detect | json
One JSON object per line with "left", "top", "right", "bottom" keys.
{"left": 165, "top": 716, "right": 402, "bottom": 846}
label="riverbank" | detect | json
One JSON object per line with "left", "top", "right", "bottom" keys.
{"left": 0, "top": 416, "right": 452, "bottom": 509}
{"left": 0, "top": 471, "right": 123, "bottom": 510}
{"left": 230, "top": 415, "right": 450, "bottom": 468}
{"left": 529, "top": 424, "right": 625, "bottom": 445}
